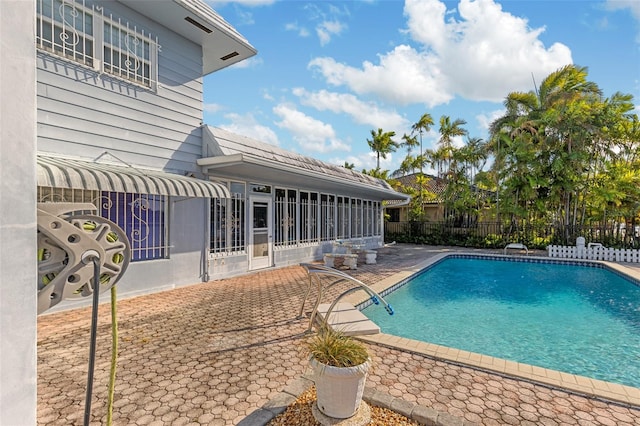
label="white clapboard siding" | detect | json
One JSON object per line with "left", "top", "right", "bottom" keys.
{"left": 36, "top": 1, "right": 208, "bottom": 173}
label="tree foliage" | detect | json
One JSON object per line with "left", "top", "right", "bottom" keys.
{"left": 489, "top": 64, "right": 640, "bottom": 239}
{"left": 362, "top": 65, "right": 639, "bottom": 246}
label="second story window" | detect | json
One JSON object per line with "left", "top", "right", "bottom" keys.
{"left": 36, "top": 0, "right": 159, "bottom": 90}
{"left": 36, "top": 0, "right": 94, "bottom": 67}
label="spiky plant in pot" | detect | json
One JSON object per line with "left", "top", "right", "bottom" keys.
{"left": 306, "top": 326, "right": 371, "bottom": 419}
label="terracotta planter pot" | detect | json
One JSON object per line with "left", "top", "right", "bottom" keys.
{"left": 309, "top": 357, "right": 370, "bottom": 419}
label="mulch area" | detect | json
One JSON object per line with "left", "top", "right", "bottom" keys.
{"left": 267, "top": 387, "right": 420, "bottom": 426}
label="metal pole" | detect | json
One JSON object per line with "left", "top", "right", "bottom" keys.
{"left": 84, "top": 254, "right": 101, "bottom": 426}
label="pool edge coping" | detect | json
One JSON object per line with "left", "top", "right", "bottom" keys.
{"left": 345, "top": 252, "right": 640, "bottom": 408}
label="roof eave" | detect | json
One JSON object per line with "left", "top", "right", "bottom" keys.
{"left": 197, "top": 155, "right": 409, "bottom": 201}
{"left": 120, "top": 0, "right": 257, "bottom": 76}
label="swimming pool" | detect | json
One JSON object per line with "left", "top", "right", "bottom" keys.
{"left": 362, "top": 255, "right": 640, "bottom": 389}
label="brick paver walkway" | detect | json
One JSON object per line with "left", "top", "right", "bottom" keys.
{"left": 37, "top": 245, "right": 640, "bottom": 425}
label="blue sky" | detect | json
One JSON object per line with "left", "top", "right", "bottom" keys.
{"left": 203, "top": 0, "right": 640, "bottom": 174}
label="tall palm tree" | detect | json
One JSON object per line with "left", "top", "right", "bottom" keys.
{"left": 410, "top": 113, "right": 434, "bottom": 174}
{"left": 367, "top": 128, "right": 399, "bottom": 169}
{"left": 437, "top": 115, "right": 467, "bottom": 177}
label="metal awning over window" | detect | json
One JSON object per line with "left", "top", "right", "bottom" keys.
{"left": 37, "top": 155, "right": 230, "bottom": 198}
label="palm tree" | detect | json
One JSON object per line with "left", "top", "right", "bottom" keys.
{"left": 410, "top": 113, "right": 434, "bottom": 174}
{"left": 490, "top": 64, "right": 604, "bottom": 233}
{"left": 437, "top": 115, "right": 467, "bottom": 177}
{"left": 367, "top": 128, "right": 399, "bottom": 169}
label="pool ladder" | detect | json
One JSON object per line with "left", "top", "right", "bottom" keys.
{"left": 299, "top": 263, "right": 394, "bottom": 333}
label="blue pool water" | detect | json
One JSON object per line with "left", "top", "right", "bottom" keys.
{"left": 363, "top": 256, "right": 640, "bottom": 388}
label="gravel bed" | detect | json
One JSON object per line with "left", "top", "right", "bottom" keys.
{"left": 267, "top": 386, "right": 421, "bottom": 426}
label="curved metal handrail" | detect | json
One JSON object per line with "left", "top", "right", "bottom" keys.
{"left": 299, "top": 263, "right": 394, "bottom": 333}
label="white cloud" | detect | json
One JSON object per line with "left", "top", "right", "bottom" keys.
{"left": 476, "top": 108, "right": 505, "bottom": 133}
{"left": 209, "top": 0, "right": 275, "bottom": 6}
{"left": 203, "top": 103, "right": 224, "bottom": 114}
{"left": 228, "top": 56, "right": 263, "bottom": 69}
{"left": 316, "top": 20, "right": 346, "bottom": 46}
{"left": 309, "top": 0, "right": 573, "bottom": 107}
{"left": 606, "top": 0, "right": 640, "bottom": 21}
{"left": 309, "top": 46, "right": 449, "bottom": 107}
{"left": 605, "top": 0, "right": 640, "bottom": 42}
{"left": 218, "top": 112, "right": 280, "bottom": 146}
{"left": 292, "top": 88, "right": 409, "bottom": 130}
{"left": 285, "top": 22, "right": 310, "bottom": 38}
{"left": 302, "top": 2, "right": 349, "bottom": 46}
{"left": 330, "top": 152, "right": 385, "bottom": 171}
{"left": 273, "top": 104, "right": 351, "bottom": 153}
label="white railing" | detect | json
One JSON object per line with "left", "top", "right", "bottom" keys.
{"left": 548, "top": 245, "right": 640, "bottom": 263}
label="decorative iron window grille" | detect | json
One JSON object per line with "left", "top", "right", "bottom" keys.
{"left": 320, "top": 194, "right": 335, "bottom": 241}
{"left": 36, "top": 0, "right": 159, "bottom": 90}
{"left": 336, "top": 196, "right": 349, "bottom": 239}
{"left": 273, "top": 190, "right": 383, "bottom": 248}
{"left": 351, "top": 198, "right": 363, "bottom": 238}
{"left": 38, "top": 187, "right": 168, "bottom": 261}
{"left": 275, "top": 188, "right": 297, "bottom": 247}
{"left": 299, "top": 191, "right": 318, "bottom": 244}
{"left": 102, "top": 193, "right": 167, "bottom": 261}
{"left": 210, "top": 192, "right": 245, "bottom": 254}
{"left": 363, "top": 200, "right": 372, "bottom": 237}
{"left": 373, "top": 201, "right": 381, "bottom": 236}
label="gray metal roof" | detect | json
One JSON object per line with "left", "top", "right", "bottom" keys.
{"left": 199, "top": 126, "right": 409, "bottom": 201}
{"left": 38, "top": 154, "right": 230, "bottom": 198}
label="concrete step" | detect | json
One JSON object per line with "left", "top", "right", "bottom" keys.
{"left": 316, "top": 302, "right": 380, "bottom": 336}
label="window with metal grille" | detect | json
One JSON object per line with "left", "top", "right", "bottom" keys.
{"left": 102, "top": 192, "right": 167, "bottom": 261}
{"left": 336, "top": 196, "right": 349, "bottom": 239}
{"left": 275, "top": 188, "right": 297, "bottom": 247}
{"left": 300, "top": 191, "right": 319, "bottom": 243}
{"left": 373, "top": 201, "right": 381, "bottom": 235}
{"left": 210, "top": 184, "right": 245, "bottom": 254}
{"left": 37, "top": 187, "right": 168, "bottom": 261}
{"left": 320, "top": 194, "right": 335, "bottom": 241}
{"left": 363, "top": 200, "right": 372, "bottom": 237}
{"left": 351, "top": 198, "right": 362, "bottom": 238}
{"left": 36, "top": 0, "right": 159, "bottom": 90}
{"left": 102, "top": 19, "right": 157, "bottom": 88}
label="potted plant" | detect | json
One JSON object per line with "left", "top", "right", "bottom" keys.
{"left": 306, "top": 326, "right": 371, "bottom": 419}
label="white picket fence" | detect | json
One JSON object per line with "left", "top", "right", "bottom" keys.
{"left": 548, "top": 245, "right": 640, "bottom": 263}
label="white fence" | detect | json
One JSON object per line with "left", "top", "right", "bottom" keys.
{"left": 548, "top": 245, "right": 640, "bottom": 263}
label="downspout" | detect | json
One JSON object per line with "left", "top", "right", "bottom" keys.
{"left": 203, "top": 199, "right": 210, "bottom": 282}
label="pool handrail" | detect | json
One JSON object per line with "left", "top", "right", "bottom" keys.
{"left": 299, "top": 263, "right": 394, "bottom": 333}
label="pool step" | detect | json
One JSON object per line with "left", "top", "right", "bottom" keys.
{"left": 316, "top": 302, "right": 380, "bottom": 336}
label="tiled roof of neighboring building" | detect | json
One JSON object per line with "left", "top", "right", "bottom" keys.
{"left": 392, "top": 173, "right": 448, "bottom": 203}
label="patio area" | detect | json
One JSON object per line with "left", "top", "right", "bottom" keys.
{"left": 37, "top": 244, "right": 640, "bottom": 425}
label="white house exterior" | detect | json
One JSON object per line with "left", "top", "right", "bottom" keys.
{"left": 31, "top": 0, "right": 408, "bottom": 312}
{"left": 1, "top": 1, "right": 407, "bottom": 419}
{"left": 199, "top": 126, "right": 407, "bottom": 279}
{"left": 31, "top": 0, "right": 407, "bottom": 310}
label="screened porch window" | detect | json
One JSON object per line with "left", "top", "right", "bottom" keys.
{"left": 210, "top": 183, "right": 245, "bottom": 254}
{"left": 336, "top": 196, "right": 349, "bottom": 239}
{"left": 275, "top": 188, "right": 297, "bottom": 247}
{"left": 320, "top": 194, "right": 335, "bottom": 241}
{"left": 300, "top": 191, "right": 319, "bottom": 243}
{"left": 351, "top": 198, "right": 363, "bottom": 238}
